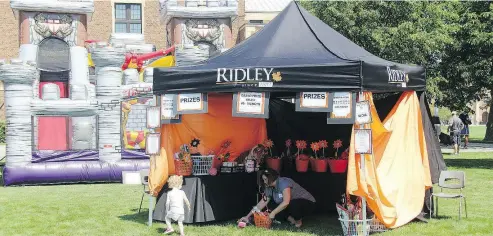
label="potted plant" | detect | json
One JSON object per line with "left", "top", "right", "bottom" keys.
{"left": 211, "top": 140, "right": 231, "bottom": 169}
{"left": 295, "top": 140, "right": 309, "bottom": 172}
{"left": 328, "top": 140, "right": 349, "bottom": 173}
{"left": 174, "top": 144, "right": 193, "bottom": 176}
{"left": 264, "top": 139, "right": 282, "bottom": 172}
{"left": 310, "top": 140, "right": 328, "bottom": 172}
{"left": 282, "top": 139, "right": 295, "bottom": 172}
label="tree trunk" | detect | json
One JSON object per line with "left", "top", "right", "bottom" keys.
{"left": 484, "top": 91, "right": 493, "bottom": 141}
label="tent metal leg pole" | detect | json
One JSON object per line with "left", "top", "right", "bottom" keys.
{"left": 429, "top": 195, "right": 433, "bottom": 219}
{"left": 148, "top": 196, "right": 154, "bottom": 227}
{"left": 361, "top": 107, "right": 368, "bottom": 236}
{"left": 464, "top": 197, "right": 468, "bottom": 218}
{"left": 436, "top": 198, "right": 438, "bottom": 217}
{"left": 139, "top": 192, "right": 144, "bottom": 213}
{"left": 361, "top": 154, "right": 367, "bottom": 235}
{"left": 459, "top": 198, "right": 462, "bottom": 220}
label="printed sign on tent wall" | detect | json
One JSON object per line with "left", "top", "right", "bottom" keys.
{"left": 176, "top": 93, "right": 208, "bottom": 114}
{"left": 295, "top": 92, "right": 332, "bottom": 112}
{"left": 355, "top": 100, "right": 372, "bottom": 125}
{"left": 232, "top": 92, "right": 269, "bottom": 118}
{"left": 160, "top": 94, "right": 181, "bottom": 124}
{"left": 146, "top": 133, "right": 161, "bottom": 155}
{"left": 354, "top": 129, "right": 372, "bottom": 154}
{"left": 327, "top": 92, "right": 356, "bottom": 124}
{"left": 146, "top": 106, "right": 161, "bottom": 129}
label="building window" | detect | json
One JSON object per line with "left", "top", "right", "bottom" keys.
{"left": 115, "top": 3, "right": 142, "bottom": 34}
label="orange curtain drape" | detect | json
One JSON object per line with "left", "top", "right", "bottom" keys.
{"left": 149, "top": 93, "right": 268, "bottom": 195}
{"left": 347, "top": 91, "right": 432, "bottom": 228}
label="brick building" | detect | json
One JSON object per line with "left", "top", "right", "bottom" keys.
{"left": 243, "top": 0, "right": 291, "bottom": 39}
{"left": 0, "top": 0, "right": 293, "bottom": 121}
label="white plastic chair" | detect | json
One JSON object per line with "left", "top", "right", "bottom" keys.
{"left": 430, "top": 171, "right": 467, "bottom": 220}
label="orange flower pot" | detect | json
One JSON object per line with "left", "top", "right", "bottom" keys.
{"left": 328, "top": 159, "right": 348, "bottom": 173}
{"left": 266, "top": 158, "right": 282, "bottom": 173}
{"left": 296, "top": 154, "right": 309, "bottom": 172}
{"left": 311, "top": 158, "right": 327, "bottom": 172}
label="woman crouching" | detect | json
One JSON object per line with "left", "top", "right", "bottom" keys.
{"left": 240, "top": 168, "right": 316, "bottom": 228}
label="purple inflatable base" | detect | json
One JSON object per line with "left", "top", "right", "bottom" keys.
{"left": 2, "top": 159, "right": 150, "bottom": 186}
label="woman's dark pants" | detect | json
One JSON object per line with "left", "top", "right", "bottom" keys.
{"left": 268, "top": 199, "right": 315, "bottom": 221}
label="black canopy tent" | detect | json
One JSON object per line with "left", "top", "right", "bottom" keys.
{"left": 153, "top": 1, "right": 425, "bottom": 94}
{"left": 152, "top": 0, "right": 444, "bottom": 223}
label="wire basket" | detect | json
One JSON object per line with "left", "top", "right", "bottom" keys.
{"left": 338, "top": 217, "right": 387, "bottom": 236}
{"left": 174, "top": 159, "right": 193, "bottom": 176}
{"left": 368, "top": 217, "right": 387, "bottom": 233}
{"left": 253, "top": 212, "right": 272, "bottom": 229}
{"left": 191, "top": 155, "right": 214, "bottom": 176}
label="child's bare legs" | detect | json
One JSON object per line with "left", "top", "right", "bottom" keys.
{"left": 178, "top": 221, "right": 184, "bottom": 236}
{"left": 164, "top": 217, "right": 174, "bottom": 234}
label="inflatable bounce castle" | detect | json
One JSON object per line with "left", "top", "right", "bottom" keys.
{"left": 1, "top": 0, "right": 174, "bottom": 186}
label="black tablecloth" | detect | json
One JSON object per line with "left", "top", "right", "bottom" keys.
{"left": 286, "top": 171, "right": 347, "bottom": 214}
{"left": 153, "top": 171, "right": 346, "bottom": 223}
{"left": 153, "top": 173, "right": 258, "bottom": 223}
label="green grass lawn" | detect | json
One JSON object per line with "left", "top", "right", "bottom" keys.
{"left": 1, "top": 153, "right": 492, "bottom": 236}
{"left": 468, "top": 126, "right": 487, "bottom": 142}
{"left": 441, "top": 125, "right": 487, "bottom": 142}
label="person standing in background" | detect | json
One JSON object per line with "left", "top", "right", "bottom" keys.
{"left": 448, "top": 111, "right": 465, "bottom": 155}
{"left": 459, "top": 112, "right": 472, "bottom": 149}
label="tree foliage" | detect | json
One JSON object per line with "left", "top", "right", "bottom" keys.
{"left": 301, "top": 1, "right": 493, "bottom": 140}
{"left": 436, "top": 2, "right": 493, "bottom": 140}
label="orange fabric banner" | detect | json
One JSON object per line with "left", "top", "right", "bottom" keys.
{"left": 347, "top": 91, "right": 432, "bottom": 228}
{"left": 149, "top": 148, "right": 168, "bottom": 197}
{"left": 149, "top": 93, "right": 267, "bottom": 195}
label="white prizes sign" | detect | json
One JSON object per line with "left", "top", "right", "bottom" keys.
{"left": 176, "top": 93, "right": 208, "bottom": 114}
{"left": 296, "top": 92, "right": 330, "bottom": 112}
{"left": 300, "top": 92, "right": 329, "bottom": 108}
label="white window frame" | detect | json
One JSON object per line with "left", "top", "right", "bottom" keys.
{"left": 112, "top": 0, "right": 145, "bottom": 34}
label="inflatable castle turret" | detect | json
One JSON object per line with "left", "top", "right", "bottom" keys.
{"left": 1, "top": 1, "right": 169, "bottom": 186}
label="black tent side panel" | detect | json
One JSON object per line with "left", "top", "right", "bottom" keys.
{"left": 419, "top": 92, "right": 446, "bottom": 215}
{"left": 267, "top": 99, "right": 353, "bottom": 156}
{"left": 266, "top": 98, "right": 350, "bottom": 213}
{"left": 419, "top": 92, "right": 447, "bottom": 184}
{"left": 373, "top": 93, "right": 402, "bottom": 121}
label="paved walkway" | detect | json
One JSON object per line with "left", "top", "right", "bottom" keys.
{"left": 441, "top": 142, "right": 493, "bottom": 153}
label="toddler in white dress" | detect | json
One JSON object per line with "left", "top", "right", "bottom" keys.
{"left": 165, "top": 175, "right": 191, "bottom": 236}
